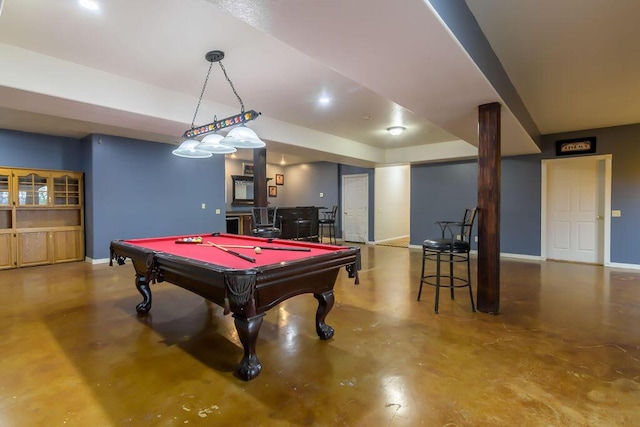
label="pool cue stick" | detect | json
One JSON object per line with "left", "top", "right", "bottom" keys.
{"left": 218, "top": 244, "right": 311, "bottom": 252}
{"left": 260, "top": 246, "right": 311, "bottom": 252}
{"left": 207, "top": 242, "right": 256, "bottom": 263}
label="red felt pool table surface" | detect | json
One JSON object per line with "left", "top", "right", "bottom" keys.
{"left": 121, "top": 233, "right": 350, "bottom": 269}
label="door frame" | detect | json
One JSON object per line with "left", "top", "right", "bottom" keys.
{"left": 541, "top": 154, "right": 612, "bottom": 265}
{"left": 341, "top": 173, "right": 369, "bottom": 243}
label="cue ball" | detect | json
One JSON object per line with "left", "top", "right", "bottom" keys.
{"left": 254, "top": 247, "right": 262, "bottom": 254}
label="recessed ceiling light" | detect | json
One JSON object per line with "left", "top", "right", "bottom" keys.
{"left": 387, "top": 126, "right": 406, "bottom": 136}
{"left": 79, "top": 0, "right": 99, "bottom": 11}
{"left": 318, "top": 96, "right": 331, "bottom": 105}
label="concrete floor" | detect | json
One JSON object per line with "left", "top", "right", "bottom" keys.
{"left": 1, "top": 244, "right": 639, "bottom": 426}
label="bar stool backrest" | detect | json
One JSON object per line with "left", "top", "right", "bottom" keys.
{"left": 252, "top": 207, "right": 278, "bottom": 228}
{"left": 459, "top": 207, "right": 477, "bottom": 243}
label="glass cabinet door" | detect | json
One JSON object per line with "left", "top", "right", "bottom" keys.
{"left": 52, "top": 174, "right": 81, "bottom": 206}
{"left": 16, "top": 172, "right": 49, "bottom": 207}
{"left": 0, "top": 170, "right": 10, "bottom": 207}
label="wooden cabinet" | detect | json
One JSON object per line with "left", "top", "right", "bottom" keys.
{"left": 52, "top": 229, "right": 84, "bottom": 263}
{"left": 15, "top": 171, "right": 49, "bottom": 207}
{"left": 0, "top": 168, "right": 11, "bottom": 207}
{"left": 16, "top": 230, "right": 50, "bottom": 267}
{"left": 0, "top": 167, "right": 84, "bottom": 269}
{"left": 52, "top": 172, "right": 82, "bottom": 206}
{"left": 0, "top": 231, "right": 13, "bottom": 269}
{"left": 0, "top": 168, "right": 14, "bottom": 270}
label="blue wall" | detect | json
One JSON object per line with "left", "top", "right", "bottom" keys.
{"left": 500, "top": 155, "right": 542, "bottom": 255}
{"left": 410, "top": 123, "right": 640, "bottom": 265}
{"left": 410, "top": 160, "right": 479, "bottom": 250}
{"left": 87, "top": 135, "right": 226, "bottom": 259}
{"left": 0, "top": 129, "right": 84, "bottom": 171}
{"left": 1, "top": 130, "right": 226, "bottom": 260}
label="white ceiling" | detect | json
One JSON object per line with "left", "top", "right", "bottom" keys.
{"left": 0, "top": 0, "right": 637, "bottom": 166}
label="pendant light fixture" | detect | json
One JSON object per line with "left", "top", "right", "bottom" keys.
{"left": 171, "top": 139, "right": 212, "bottom": 158}
{"left": 173, "top": 50, "right": 264, "bottom": 158}
{"left": 198, "top": 133, "right": 237, "bottom": 154}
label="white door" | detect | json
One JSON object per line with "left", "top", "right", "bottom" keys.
{"left": 546, "top": 157, "right": 603, "bottom": 263}
{"left": 342, "top": 174, "right": 368, "bottom": 243}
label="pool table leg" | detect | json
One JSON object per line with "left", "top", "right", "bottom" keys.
{"left": 314, "top": 290, "right": 335, "bottom": 340}
{"left": 233, "top": 313, "right": 265, "bottom": 381}
{"left": 135, "top": 274, "right": 152, "bottom": 314}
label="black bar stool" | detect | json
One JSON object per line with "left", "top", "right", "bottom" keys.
{"left": 417, "top": 207, "right": 477, "bottom": 313}
{"left": 292, "top": 210, "right": 312, "bottom": 241}
{"left": 251, "top": 207, "right": 281, "bottom": 239}
{"left": 319, "top": 205, "right": 337, "bottom": 244}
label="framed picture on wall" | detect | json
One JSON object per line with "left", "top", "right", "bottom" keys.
{"left": 268, "top": 186, "right": 278, "bottom": 197}
{"left": 275, "top": 174, "right": 284, "bottom": 185}
{"left": 243, "top": 163, "right": 254, "bottom": 175}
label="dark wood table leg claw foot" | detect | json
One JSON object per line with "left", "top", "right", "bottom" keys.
{"left": 314, "top": 290, "right": 335, "bottom": 340}
{"left": 237, "top": 354, "right": 262, "bottom": 381}
{"left": 135, "top": 275, "right": 152, "bottom": 314}
{"left": 233, "top": 313, "right": 265, "bottom": 381}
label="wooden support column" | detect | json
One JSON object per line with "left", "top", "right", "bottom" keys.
{"left": 253, "top": 148, "right": 267, "bottom": 207}
{"left": 477, "top": 102, "right": 501, "bottom": 314}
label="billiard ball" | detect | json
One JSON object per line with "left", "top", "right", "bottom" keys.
{"left": 254, "top": 247, "right": 262, "bottom": 254}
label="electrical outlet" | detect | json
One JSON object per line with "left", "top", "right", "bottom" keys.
{"left": 612, "top": 210, "right": 621, "bottom": 217}
{"left": 474, "top": 236, "right": 478, "bottom": 242}
{"left": 320, "top": 192, "right": 324, "bottom": 198}
{"left": 201, "top": 203, "right": 206, "bottom": 209}
{"left": 215, "top": 209, "right": 221, "bottom": 214}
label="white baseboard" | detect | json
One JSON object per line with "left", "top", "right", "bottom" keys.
{"left": 409, "top": 247, "right": 543, "bottom": 261}
{"left": 606, "top": 262, "right": 640, "bottom": 271}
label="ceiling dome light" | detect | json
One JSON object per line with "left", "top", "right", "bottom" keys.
{"left": 79, "top": 0, "right": 99, "bottom": 10}
{"left": 387, "top": 126, "right": 406, "bottom": 136}
{"left": 220, "top": 125, "right": 266, "bottom": 148}
{"left": 197, "top": 134, "right": 237, "bottom": 154}
{"left": 172, "top": 139, "right": 212, "bottom": 158}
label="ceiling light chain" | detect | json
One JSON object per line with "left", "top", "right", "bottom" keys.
{"left": 190, "top": 59, "right": 215, "bottom": 130}
{"left": 218, "top": 61, "right": 245, "bottom": 114}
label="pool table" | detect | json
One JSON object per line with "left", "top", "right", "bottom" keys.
{"left": 110, "top": 233, "right": 360, "bottom": 381}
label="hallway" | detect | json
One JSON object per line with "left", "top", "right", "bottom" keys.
{"left": 1, "top": 245, "right": 639, "bottom": 426}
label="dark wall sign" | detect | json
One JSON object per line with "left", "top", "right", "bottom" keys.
{"left": 555, "top": 137, "right": 596, "bottom": 156}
